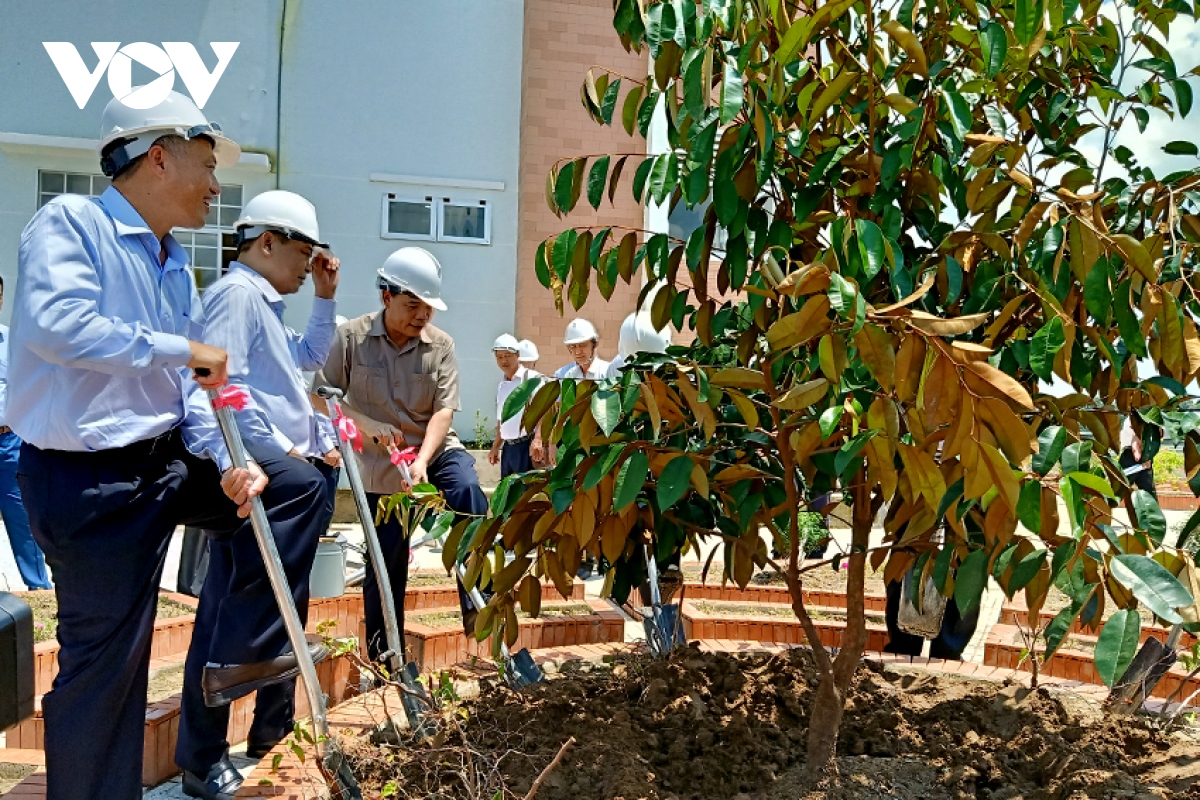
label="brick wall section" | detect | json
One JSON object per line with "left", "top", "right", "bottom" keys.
{"left": 515, "top": 0, "right": 649, "bottom": 371}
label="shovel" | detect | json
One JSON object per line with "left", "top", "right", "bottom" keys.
{"left": 383, "top": 437, "right": 543, "bottom": 689}
{"left": 642, "top": 545, "right": 684, "bottom": 657}
{"left": 203, "top": 380, "right": 361, "bottom": 799}
{"left": 456, "top": 562, "right": 545, "bottom": 689}
{"left": 1108, "top": 623, "right": 1183, "bottom": 709}
{"left": 316, "top": 386, "right": 433, "bottom": 737}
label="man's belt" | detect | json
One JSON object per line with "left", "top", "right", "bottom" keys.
{"left": 502, "top": 435, "right": 532, "bottom": 446}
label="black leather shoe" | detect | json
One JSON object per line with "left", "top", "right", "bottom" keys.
{"left": 244, "top": 738, "right": 282, "bottom": 759}
{"left": 182, "top": 755, "right": 243, "bottom": 800}
{"left": 202, "top": 642, "right": 328, "bottom": 707}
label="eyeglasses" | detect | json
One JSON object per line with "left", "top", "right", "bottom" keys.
{"left": 183, "top": 122, "right": 223, "bottom": 140}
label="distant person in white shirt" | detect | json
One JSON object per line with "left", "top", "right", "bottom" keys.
{"left": 1120, "top": 414, "right": 1156, "bottom": 496}
{"left": 487, "top": 334, "right": 544, "bottom": 477}
{"left": 606, "top": 309, "right": 671, "bottom": 378}
{"left": 553, "top": 318, "right": 609, "bottom": 380}
{"left": 517, "top": 338, "right": 539, "bottom": 372}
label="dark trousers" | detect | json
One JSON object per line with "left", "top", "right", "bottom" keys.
{"left": 176, "top": 458, "right": 335, "bottom": 776}
{"left": 1120, "top": 449, "right": 1156, "bottom": 496}
{"left": 500, "top": 438, "right": 532, "bottom": 478}
{"left": 16, "top": 430, "right": 326, "bottom": 800}
{"left": 883, "top": 578, "right": 980, "bottom": 660}
{"left": 363, "top": 448, "right": 487, "bottom": 662}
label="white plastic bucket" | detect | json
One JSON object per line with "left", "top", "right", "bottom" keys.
{"left": 310, "top": 538, "right": 347, "bottom": 599}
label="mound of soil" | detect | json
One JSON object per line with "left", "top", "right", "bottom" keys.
{"left": 346, "top": 647, "right": 1200, "bottom": 800}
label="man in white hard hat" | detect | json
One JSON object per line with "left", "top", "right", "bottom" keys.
{"left": 517, "top": 338, "right": 540, "bottom": 370}
{"left": 316, "top": 247, "right": 488, "bottom": 659}
{"left": 175, "top": 191, "right": 343, "bottom": 796}
{"left": 554, "top": 318, "right": 610, "bottom": 380}
{"left": 9, "top": 91, "right": 328, "bottom": 800}
{"left": 487, "top": 334, "right": 544, "bottom": 477}
{"left": 606, "top": 310, "right": 673, "bottom": 377}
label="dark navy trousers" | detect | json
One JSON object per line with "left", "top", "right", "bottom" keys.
{"left": 499, "top": 437, "right": 533, "bottom": 478}
{"left": 175, "top": 458, "right": 334, "bottom": 776}
{"left": 883, "top": 578, "right": 980, "bottom": 660}
{"left": 363, "top": 447, "right": 487, "bottom": 662}
{"left": 17, "top": 430, "right": 326, "bottom": 800}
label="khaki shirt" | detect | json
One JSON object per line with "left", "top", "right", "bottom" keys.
{"left": 316, "top": 311, "right": 462, "bottom": 494}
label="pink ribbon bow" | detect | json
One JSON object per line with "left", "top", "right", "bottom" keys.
{"left": 211, "top": 385, "right": 250, "bottom": 411}
{"left": 331, "top": 404, "right": 363, "bottom": 452}
{"left": 390, "top": 446, "right": 419, "bottom": 467}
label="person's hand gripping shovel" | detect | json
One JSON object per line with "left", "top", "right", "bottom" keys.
{"left": 315, "top": 386, "right": 434, "bottom": 738}
{"left": 199, "top": 375, "right": 361, "bottom": 799}
{"left": 386, "top": 444, "right": 544, "bottom": 689}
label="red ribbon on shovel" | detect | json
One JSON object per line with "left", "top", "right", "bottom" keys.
{"left": 390, "top": 446, "right": 418, "bottom": 467}
{"left": 211, "top": 384, "right": 250, "bottom": 411}
{"left": 332, "top": 403, "right": 363, "bottom": 452}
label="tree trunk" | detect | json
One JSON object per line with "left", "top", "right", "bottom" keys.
{"left": 804, "top": 472, "right": 875, "bottom": 776}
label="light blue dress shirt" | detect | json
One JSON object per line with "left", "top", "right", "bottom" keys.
{"left": 0, "top": 325, "right": 9, "bottom": 427}
{"left": 199, "top": 262, "right": 336, "bottom": 459}
{"left": 9, "top": 186, "right": 229, "bottom": 468}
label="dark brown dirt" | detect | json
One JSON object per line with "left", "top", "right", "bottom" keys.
{"left": 343, "top": 647, "right": 1200, "bottom": 799}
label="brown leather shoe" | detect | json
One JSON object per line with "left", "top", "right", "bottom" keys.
{"left": 202, "top": 642, "right": 328, "bottom": 707}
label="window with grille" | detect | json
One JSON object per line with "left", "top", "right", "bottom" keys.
{"left": 37, "top": 170, "right": 243, "bottom": 291}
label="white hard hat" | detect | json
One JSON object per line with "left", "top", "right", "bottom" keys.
{"left": 377, "top": 247, "right": 447, "bottom": 311}
{"left": 493, "top": 333, "right": 520, "bottom": 352}
{"left": 98, "top": 89, "right": 240, "bottom": 178}
{"left": 234, "top": 190, "right": 328, "bottom": 249}
{"left": 518, "top": 339, "right": 539, "bottom": 363}
{"left": 564, "top": 318, "right": 599, "bottom": 345}
{"left": 618, "top": 312, "right": 672, "bottom": 359}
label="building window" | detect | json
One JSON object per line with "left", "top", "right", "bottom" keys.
{"left": 382, "top": 193, "right": 491, "bottom": 245}
{"left": 668, "top": 199, "right": 729, "bottom": 252}
{"left": 36, "top": 171, "right": 242, "bottom": 291}
{"left": 38, "top": 171, "right": 109, "bottom": 208}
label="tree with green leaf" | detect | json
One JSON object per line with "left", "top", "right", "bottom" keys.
{"left": 455, "top": 0, "right": 1200, "bottom": 780}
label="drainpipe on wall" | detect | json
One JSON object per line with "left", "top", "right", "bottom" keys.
{"left": 275, "top": 0, "right": 290, "bottom": 190}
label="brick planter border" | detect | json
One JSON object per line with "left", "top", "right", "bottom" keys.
{"left": 997, "top": 604, "right": 1197, "bottom": 649}
{"left": 403, "top": 600, "right": 625, "bottom": 672}
{"left": 681, "top": 601, "right": 891, "bottom": 652}
{"left": 679, "top": 582, "right": 887, "bottom": 612}
{"left": 403, "top": 577, "right": 585, "bottom": 611}
{"left": 983, "top": 623, "right": 1200, "bottom": 701}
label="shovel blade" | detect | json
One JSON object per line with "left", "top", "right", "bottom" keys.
{"left": 1109, "top": 636, "right": 1177, "bottom": 708}
{"left": 504, "top": 648, "right": 544, "bottom": 688}
{"left": 323, "top": 743, "right": 363, "bottom": 800}
{"left": 644, "top": 603, "right": 685, "bottom": 658}
{"left": 399, "top": 661, "right": 434, "bottom": 738}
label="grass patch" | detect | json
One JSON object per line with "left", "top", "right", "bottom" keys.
{"left": 25, "top": 592, "right": 195, "bottom": 644}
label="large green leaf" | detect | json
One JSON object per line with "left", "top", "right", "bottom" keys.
{"left": 1060, "top": 477, "right": 1085, "bottom": 538}
{"left": 819, "top": 407, "right": 844, "bottom": 439}
{"left": 1109, "top": 554, "right": 1193, "bottom": 624}
{"left": 1044, "top": 602, "right": 1081, "bottom": 659}
{"left": 502, "top": 377, "right": 542, "bottom": 423}
{"left": 1164, "top": 141, "right": 1200, "bottom": 156}
{"left": 614, "top": 450, "right": 649, "bottom": 511}
{"left": 1009, "top": 549, "right": 1048, "bottom": 594}
{"left": 980, "top": 21, "right": 1007, "bottom": 79}
{"left": 1114, "top": 280, "right": 1148, "bottom": 357}
{"left": 587, "top": 156, "right": 610, "bottom": 210}
{"left": 1017, "top": 480, "right": 1042, "bottom": 532}
{"left": 954, "top": 549, "right": 989, "bottom": 613}
{"left": 942, "top": 89, "right": 972, "bottom": 140}
{"left": 1032, "top": 425, "right": 1066, "bottom": 476}
{"left": 1015, "top": 0, "right": 1044, "bottom": 46}
{"left": 1094, "top": 608, "right": 1141, "bottom": 688}
{"left": 1029, "top": 317, "right": 1064, "bottom": 381}
{"left": 656, "top": 455, "right": 695, "bottom": 512}
{"left": 1131, "top": 489, "right": 1167, "bottom": 544}
{"left": 1060, "top": 441, "right": 1092, "bottom": 474}
{"left": 1083, "top": 260, "right": 1112, "bottom": 325}
{"left": 590, "top": 388, "right": 622, "bottom": 437}
{"left": 828, "top": 273, "right": 857, "bottom": 316}
{"left": 1173, "top": 79, "right": 1194, "bottom": 117}
{"left": 584, "top": 445, "right": 625, "bottom": 491}
{"left": 855, "top": 219, "right": 886, "bottom": 280}
{"left": 553, "top": 160, "right": 576, "bottom": 214}
{"left": 1065, "top": 471, "right": 1115, "bottom": 499}
{"left": 720, "top": 59, "right": 744, "bottom": 123}
{"left": 834, "top": 430, "right": 876, "bottom": 476}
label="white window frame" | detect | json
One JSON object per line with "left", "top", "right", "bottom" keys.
{"left": 381, "top": 193, "right": 437, "bottom": 242}
{"left": 438, "top": 196, "right": 491, "bottom": 245}
{"left": 380, "top": 193, "right": 492, "bottom": 245}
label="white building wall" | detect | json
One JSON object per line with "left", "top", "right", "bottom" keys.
{"left": 0, "top": 0, "right": 524, "bottom": 432}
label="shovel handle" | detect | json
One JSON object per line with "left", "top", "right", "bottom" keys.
{"left": 205, "top": 387, "right": 330, "bottom": 751}
{"left": 317, "top": 388, "right": 406, "bottom": 678}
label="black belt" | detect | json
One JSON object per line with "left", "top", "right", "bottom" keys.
{"left": 502, "top": 436, "right": 532, "bottom": 446}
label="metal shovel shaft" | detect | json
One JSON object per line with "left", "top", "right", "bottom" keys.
{"left": 208, "top": 391, "right": 330, "bottom": 753}
{"left": 319, "top": 390, "right": 405, "bottom": 677}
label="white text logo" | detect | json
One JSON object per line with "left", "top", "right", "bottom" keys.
{"left": 42, "top": 42, "right": 239, "bottom": 110}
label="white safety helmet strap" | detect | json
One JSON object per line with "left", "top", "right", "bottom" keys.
{"left": 234, "top": 224, "right": 327, "bottom": 250}
{"left": 100, "top": 122, "right": 237, "bottom": 178}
